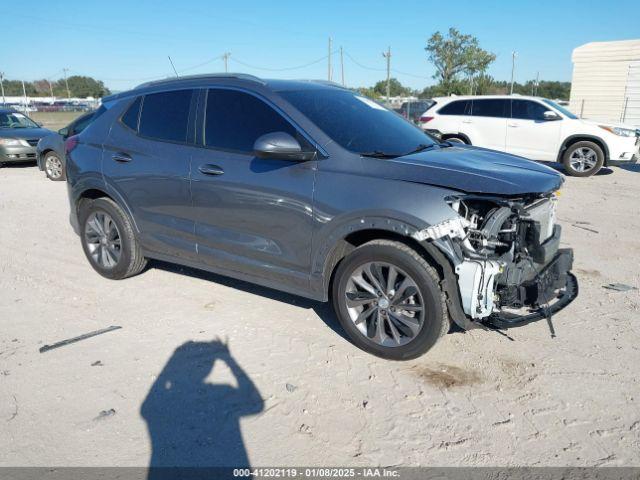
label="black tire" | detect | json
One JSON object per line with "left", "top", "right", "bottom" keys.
{"left": 443, "top": 135, "right": 468, "bottom": 144}
{"left": 44, "top": 151, "right": 65, "bottom": 181}
{"left": 562, "top": 141, "right": 604, "bottom": 177}
{"left": 79, "top": 197, "right": 147, "bottom": 280}
{"left": 331, "top": 240, "right": 448, "bottom": 360}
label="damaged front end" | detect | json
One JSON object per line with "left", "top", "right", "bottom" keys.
{"left": 414, "top": 192, "right": 578, "bottom": 331}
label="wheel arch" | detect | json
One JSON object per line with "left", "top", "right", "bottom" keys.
{"left": 317, "top": 225, "right": 472, "bottom": 330}
{"left": 441, "top": 132, "right": 471, "bottom": 144}
{"left": 557, "top": 135, "right": 610, "bottom": 165}
{"left": 74, "top": 184, "right": 140, "bottom": 233}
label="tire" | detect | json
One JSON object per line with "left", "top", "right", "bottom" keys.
{"left": 562, "top": 141, "right": 604, "bottom": 177}
{"left": 331, "top": 240, "right": 448, "bottom": 360}
{"left": 443, "top": 135, "right": 468, "bottom": 144}
{"left": 44, "top": 152, "right": 65, "bottom": 181}
{"left": 79, "top": 197, "right": 147, "bottom": 280}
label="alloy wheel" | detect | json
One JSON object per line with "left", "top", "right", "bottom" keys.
{"left": 569, "top": 147, "right": 597, "bottom": 173}
{"left": 344, "top": 261, "right": 425, "bottom": 347}
{"left": 45, "top": 155, "right": 63, "bottom": 179}
{"left": 84, "top": 211, "right": 122, "bottom": 269}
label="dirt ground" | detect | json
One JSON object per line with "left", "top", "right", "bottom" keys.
{"left": 30, "top": 111, "right": 83, "bottom": 131}
{"left": 1, "top": 162, "right": 639, "bottom": 467}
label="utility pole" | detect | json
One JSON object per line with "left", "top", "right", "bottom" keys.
{"left": 383, "top": 46, "right": 391, "bottom": 106}
{"left": 47, "top": 79, "right": 54, "bottom": 102}
{"left": 534, "top": 71, "right": 540, "bottom": 96}
{"left": 0, "top": 72, "right": 5, "bottom": 106}
{"left": 509, "top": 51, "right": 517, "bottom": 95}
{"left": 340, "top": 46, "right": 345, "bottom": 86}
{"left": 63, "top": 67, "right": 71, "bottom": 99}
{"left": 222, "top": 52, "right": 231, "bottom": 73}
{"left": 21, "top": 79, "right": 28, "bottom": 112}
{"left": 328, "top": 37, "right": 333, "bottom": 81}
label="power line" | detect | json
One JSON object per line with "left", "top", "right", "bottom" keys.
{"left": 230, "top": 53, "right": 336, "bottom": 72}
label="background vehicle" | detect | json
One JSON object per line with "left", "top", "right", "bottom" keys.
{"left": 0, "top": 109, "right": 52, "bottom": 168}
{"left": 37, "top": 111, "right": 98, "bottom": 181}
{"left": 399, "top": 100, "right": 434, "bottom": 124}
{"left": 420, "top": 95, "right": 640, "bottom": 176}
{"left": 65, "top": 74, "right": 576, "bottom": 360}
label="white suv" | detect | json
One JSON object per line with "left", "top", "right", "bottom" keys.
{"left": 420, "top": 95, "right": 639, "bottom": 177}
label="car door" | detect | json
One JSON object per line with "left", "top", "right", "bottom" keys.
{"left": 465, "top": 98, "right": 508, "bottom": 151}
{"left": 102, "top": 89, "right": 199, "bottom": 261}
{"left": 433, "top": 99, "right": 471, "bottom": 136}
{"left": 190, "top": 87, "right": 317, "bottom": 292}
{"left": 506, "top": 99, "right": 562, "bottom": 160}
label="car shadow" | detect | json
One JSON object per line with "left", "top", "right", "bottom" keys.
{"left": 539, "top": 160, "right": 614, "bottom": 176}
{"left": 0, "top": 161, "right": 38, "bottom": 169}
{"left": 149, "top": 260, "right": 349, "bottom": 342}
{"left": 141, "top": 339, "right": 264, "bottom": 478}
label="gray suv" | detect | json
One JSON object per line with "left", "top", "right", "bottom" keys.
{"left": 65, "top": 74, "right": 577, "bottom": 360}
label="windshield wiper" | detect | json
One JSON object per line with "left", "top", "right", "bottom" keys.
{"left": 360, "top": 150, "right": 401, "bottom": 159}
{"left": 400, "top": 143, "right": 438, "bottom": 156}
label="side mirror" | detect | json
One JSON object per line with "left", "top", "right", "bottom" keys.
{"left": 58, "top": 127, "right": 69, "bottom": 137}
{"left": 253, "top": 132, "right": 316, "bottom": 161}
{"left": 543, "top": 110, "right": 561, "bottom": 121}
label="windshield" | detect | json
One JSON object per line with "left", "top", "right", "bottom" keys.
{"left": 0, "top": 111, "right": 39, "bottom": 129}
{"left": 280, "top": 89, "right": 437, "bottom": 155}
{"left": 542, "top": 99, "right": 578, "bottom": 120}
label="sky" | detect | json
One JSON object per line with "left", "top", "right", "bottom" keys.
{"left": 2, "top": 0, "right": 639, "bottom": 92}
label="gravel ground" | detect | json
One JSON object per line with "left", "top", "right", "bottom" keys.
{"left": 1, "top": 163, "right": 639, "bottom": 467}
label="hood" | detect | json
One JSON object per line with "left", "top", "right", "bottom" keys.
{"left": 367, "top": 145, "right": 564, "bottom": 196}
{"left": 0, "top": 127, "right": 53, "bottom": 140}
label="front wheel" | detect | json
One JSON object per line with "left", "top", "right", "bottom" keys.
{"left": 562, "top": 141, "right": 604, "bottom": 177}
{"left": 331, "top": 240, "right": 448, "bottom": 360}
{"left": 79, "top": 197, "right": 147, "bottom": 279}
{"left": 44, "top": 152, "right": 65, "bottom": 181}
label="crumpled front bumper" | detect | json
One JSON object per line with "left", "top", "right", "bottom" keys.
{"left": 484, "top": 248, "right": 578, "bottom": 329}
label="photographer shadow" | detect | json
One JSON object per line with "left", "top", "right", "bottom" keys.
{"left": 141, "top": 340, "right": 264, "bottom": 478}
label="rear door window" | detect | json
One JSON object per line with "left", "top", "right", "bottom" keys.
{"left": 139, "top": 90, "right": 193, "bottom": 143}
{"left": 204, "top": 89, "right": 301, "bottom": 153}
{"left": 511, "top": 100, "right": 549, "bottom": 121}
{"left": 471, "top": 99, "right": 508, "bottom": 118}
{"left": 438, "top": 100, "right": 470, "bottom": 116}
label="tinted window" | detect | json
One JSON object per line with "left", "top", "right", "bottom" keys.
{"left": 205, "top": 89, "right": 298, "bottom": 152}
{"left": 139, "top": 90, "right": 193, "bottom": 142}
{"left": 121, "top": 97, "right": 141, "bottom": 131}
{"left": 542, "top": 99, "right": 577, "bottom": 119}
{"left": 471, "top": 99, "right": 508, "bottom": 118}
{"left": 279, "top": 89, "right": 436, "bottom": 154}
{"left": 512, "top": 100, "right": 550, "bottom": 120}
{"left": 438, "top": 100, "right": 470, "bottom": 116}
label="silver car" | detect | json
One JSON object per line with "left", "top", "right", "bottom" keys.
{"left": 0, "top": 109, "right": 52, "bottom": 168}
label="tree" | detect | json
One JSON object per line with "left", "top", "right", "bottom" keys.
{"left": 59, "top": 75, "right": 110, "bottom": 98}
{"left": 372, "top": 78, "right": 411, "bottom": 97}
{"left": 425, "top": 28, "right": 496, "bottom": 94}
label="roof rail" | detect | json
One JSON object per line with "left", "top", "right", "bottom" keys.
{"left": 135, "top": 73, "right": 265, "bottom": 90}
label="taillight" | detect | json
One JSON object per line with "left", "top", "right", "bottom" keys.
{"left": 420, "top": 116, "right": 434, "bottom": 123}
{"left": 65, "top": 134, "right": 79, "bottom": 153}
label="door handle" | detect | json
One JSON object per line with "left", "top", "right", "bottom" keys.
{"left": 462, "top": 119, "right": 472, "bottom": 124}
{"left": 508, "top": 123, "right": 519, "bottom": 128}
{"left": 198, "top": 164, "right": 224, "bottom": 176}
{"left": 112, "top": 152, "right": 132, "bottom": 163}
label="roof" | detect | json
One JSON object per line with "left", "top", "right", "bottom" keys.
{"left": 431, "top": 95, "right": 547, "bottom": 102}
{"left": 102, "top": 73, "right": 347, "bottom": 104}
{"left": 572, "top": 39, "right": 640, "bottom": 63}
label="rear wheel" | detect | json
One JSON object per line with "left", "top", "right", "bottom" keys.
{"left": 44, "top": 152, "right": 64, "bottom": 181}
{"left": 332, "top": 240, "right": 448, "bottom": 360}
{"left": 79, "top": 197, "right": 147, "bottom": 279}
{"left": 562, "top": 141, "right": 604, "bottom": 177}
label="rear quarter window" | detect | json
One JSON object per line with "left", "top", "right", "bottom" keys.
{"left": 121, "top": 97, "right": 142, "bottom": 131}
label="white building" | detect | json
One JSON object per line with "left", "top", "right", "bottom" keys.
{"left": 569, "top": 39, "right": 640, "bottom": 126}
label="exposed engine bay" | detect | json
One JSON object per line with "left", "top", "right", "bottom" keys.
{"left": 414, "top": 193, "right": 577, "bottom": 329}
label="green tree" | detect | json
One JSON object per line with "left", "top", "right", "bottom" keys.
{"left": 372, "top": 78, "right": 411, "bottom": 97}
{"left": 425, "top": 28, "right": 496, "bottom": 95}
{"left": 57, "top": 75, "right": 110, "bottom": 98}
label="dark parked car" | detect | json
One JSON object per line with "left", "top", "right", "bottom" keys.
{"left": 37, "top": 111, "right": 98, "bottom": 181}
{"left": 0, "top": 109, "right": 52, "bottom": 167}
{"left": 65, "top": 74, "right": 577, "bottom": 360}
{"left": 399, "top": 100, "right": 434, "bottom": 124}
